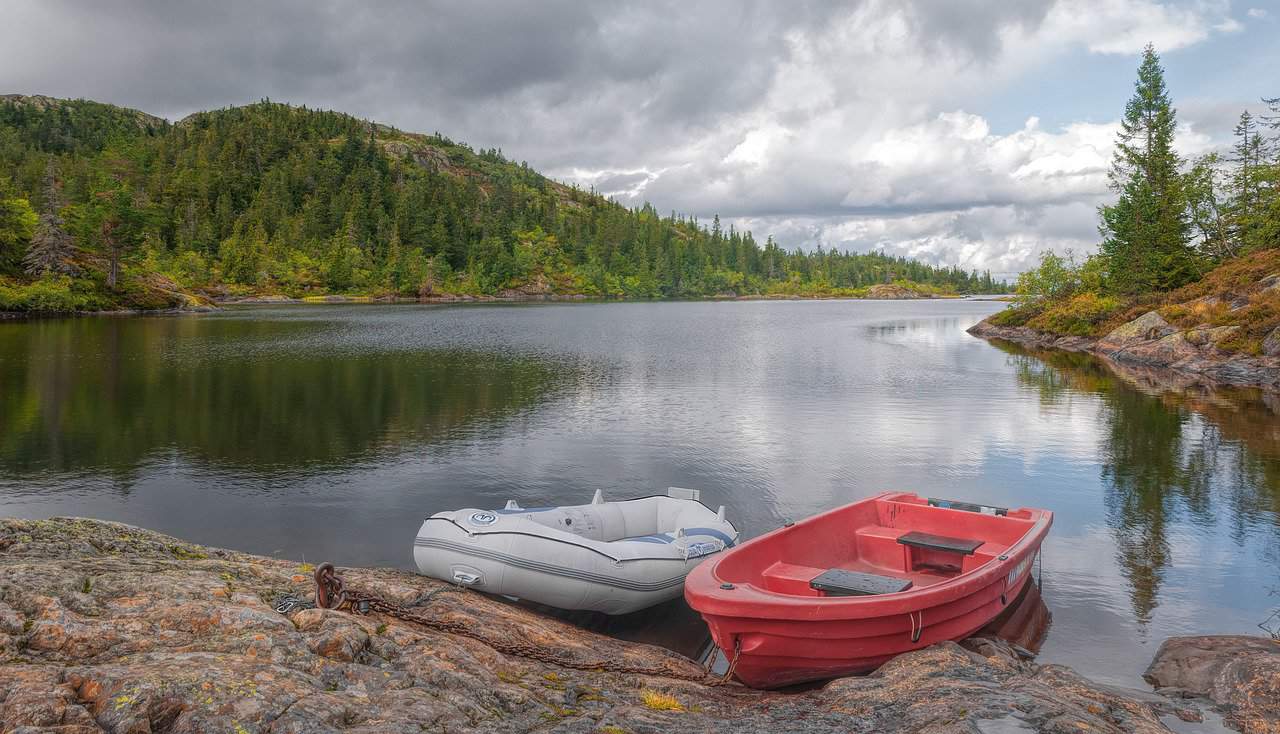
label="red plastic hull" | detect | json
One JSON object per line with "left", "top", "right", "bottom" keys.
{"left": 685, "top": 492, "right": 1052, "bottom": 689}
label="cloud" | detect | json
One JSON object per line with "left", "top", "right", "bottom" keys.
{"left": 0, "top": 0, "right": 1250, "bottom": 276}
{"left": 1040, "top": 0, "right": 1234, "bottom": 54}
{"left": 1247, "top": 8, "right": 1268, "bottom": 19}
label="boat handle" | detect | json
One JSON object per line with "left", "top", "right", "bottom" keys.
{"left": 452, "top": 571, "right": 481, "bottom": 586}
{"left": 927, "top": 497, "right": 1008, "bottom": 516}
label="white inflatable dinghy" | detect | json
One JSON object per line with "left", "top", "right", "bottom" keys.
{"left": 413, "top": 487, "right": 738, "bottom": 614}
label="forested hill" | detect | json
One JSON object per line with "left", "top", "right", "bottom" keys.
{"left": 0, "top": 95, "right": 1005, "bottom": 310}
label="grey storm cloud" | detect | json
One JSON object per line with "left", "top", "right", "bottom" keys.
{"left": 0, "top": 0, "right": 1252, "bottom": 275}
{"left": 2, "top": 1, "right": 1052, "bottom": 160}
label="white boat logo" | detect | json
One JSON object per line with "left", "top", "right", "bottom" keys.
{"left": 1006, "top": 551, "right": 1036, "bottom": 587}
{"left": 469, "top": 511, "right": 498, "bottom": 526}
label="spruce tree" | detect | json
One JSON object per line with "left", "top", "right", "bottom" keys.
{"left": 1099, "top": 44, "right": 1198, "bottom": 293}
{"left": 24, "top": 160, "right": 77, "bottom": 276}
{"left": 1227, "top": 110, "right": 1271, "bottom": 251}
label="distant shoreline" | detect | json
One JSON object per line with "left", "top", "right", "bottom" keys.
{"left": 1, "top": 290, "right": 1003, "bottom": 318}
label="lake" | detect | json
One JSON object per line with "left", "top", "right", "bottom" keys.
{"left": 1, "top": 300, "right": 1276, "bottom": 688}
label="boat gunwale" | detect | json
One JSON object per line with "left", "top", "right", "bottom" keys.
{"left": 420, "top": 493, "right": 740, "bottom": 564}
{"left": 699, "top": 565, "right": 1036, "bottom": 639}
{"left": 685, "top": 491, "right": 1052, "bottom": 621}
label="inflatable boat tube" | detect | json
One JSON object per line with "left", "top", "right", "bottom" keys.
{"left": 413, "top": 487, "right": 739, "bottom": 614}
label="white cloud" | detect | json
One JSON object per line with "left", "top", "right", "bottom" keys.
{"left": 552, "top": 0, "right": 1243, "bottom": 277}
{"left": 1039, "top": 0, "right": 1233, "bottom": 54}
{"left": 1247, "top": 7, "right": 1268, "bottom": 19}
{"left": 1, "top": 0, "right": 1249, "bottom": 277}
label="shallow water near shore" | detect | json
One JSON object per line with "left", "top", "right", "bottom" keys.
{"left": 1, "top": 300, "right": 1277, "bottom": 688}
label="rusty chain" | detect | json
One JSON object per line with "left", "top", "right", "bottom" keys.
{"left": 284, "top": 562, "right": 730, "bottom": 684}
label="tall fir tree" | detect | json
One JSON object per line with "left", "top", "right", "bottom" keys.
{"left": 24, "top": 160, "right": 77, "bottom": 276}
{"left": 1227, "top": 110, "right": 1271, "bottom": 251}
{"left": 1098, "top": 44, "right": 1199, "bottom": 293}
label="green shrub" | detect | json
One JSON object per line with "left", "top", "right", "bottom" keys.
{"left": 1026, "top": 292, "right": 1124, "bottom": 336}
{"left": 0, "top": 274, "right": 110, "bottom": 312}
{"left": 171, "top": 250, "right": 212, "bottom": 288}
{"left": 988, "top": 303, "right": 1040, "bottom": 327}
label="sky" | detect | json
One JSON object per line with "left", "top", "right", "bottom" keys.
{"left": 2, "top": 1, "right": 1277, "bottom": 279}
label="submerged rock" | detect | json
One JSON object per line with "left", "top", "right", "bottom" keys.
{"left": 0, "top": 517, "right": 1193, "bottom": 733}
{"left": 1145, "top": 636, "right": 1280, "bottom": 732}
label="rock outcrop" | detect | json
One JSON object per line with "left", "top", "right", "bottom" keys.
{"left": 0, "top": 517, "right": 1217, "bottom": 733}
{"left": 865, "top": 283, "right": 934, "bottom": 300}
{"left": 1145, "top": 636, "right": 1280, "bottom": 733}
{"left": 969, "top": 311, "right": 1280, "bottom": 391}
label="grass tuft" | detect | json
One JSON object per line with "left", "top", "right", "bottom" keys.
{"left": 639, "top": 689, "right": 684, "bottom": 712}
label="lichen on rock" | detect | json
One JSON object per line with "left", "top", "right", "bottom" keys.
{"left": 0, "top": 517, "right": 1223, "bottom": 733}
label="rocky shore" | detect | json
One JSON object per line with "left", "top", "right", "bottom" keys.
{"left": 1145, "top": 636, "right": 1280, "bottom": 733}
{"left": 969, "top": 310, "right": 1280, "bottom": 391}
{"left": 0, "top": 518, "right": 1273, "bottom": 733}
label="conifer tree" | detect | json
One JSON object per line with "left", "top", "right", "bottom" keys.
{"left": 1098, "top": 44, "right": 1198, "bottom": 293}
{"left": 24, "top": 160, "right": 77, "bottom": 276}
{"left": 1226, "top": 110, "right": 1272, "bottom": 251}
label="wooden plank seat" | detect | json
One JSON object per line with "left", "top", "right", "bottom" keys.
{"left": 809, "top": 568, "right": 913, "bottom": 597}
{"left": 896, "top": 530, "right": 983, "bottom": 555}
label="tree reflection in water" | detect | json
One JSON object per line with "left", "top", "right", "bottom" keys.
{"left": 997, "top": 341, "right": 1280, "bottom": 626}
{"left": 0, "top": 315, "right": 571, "bottom": 482}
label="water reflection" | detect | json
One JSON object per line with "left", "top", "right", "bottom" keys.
{"left": 999, "top": 342, "right": 1280, "bottom": 625}
{"left": 0, "top": 316, "right": 570, "bottom": 480}
{"left": 2, "top": 302, "right": 1278, "bottom": 685}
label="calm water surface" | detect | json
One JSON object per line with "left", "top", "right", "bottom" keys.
{"left": 2, "top": 300, "right": 1277, "bottom": 687}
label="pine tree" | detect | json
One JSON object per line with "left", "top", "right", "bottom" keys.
{"left": 1226, "top": 110, "right": 1271, "bottom": 251}
{"left": 219, "top": 222, "right": 267, "bottom": 285}
{"left": 1184, "top": 153, "right": 1233, "bottom": 261}
{"left": 84, "top": 177, "right": 148, "bottom": 290}
{"left": 24, "top": 161, "right": 77, "bottom": 276}
{"left": 1099, "top": 44, "right": 1199, "bottom": 293}
{"left": 325, "top": 213, "right": 358, "bottom": 291}
{"left": 384, "top": 226, "right": 403, "bottom": 292}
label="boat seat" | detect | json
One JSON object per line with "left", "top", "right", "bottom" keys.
{"left": 810, "top": 568, "right": 913, "bottom": 597}
{"left": 896, "top": 531, "right": 983, "bottom": 555}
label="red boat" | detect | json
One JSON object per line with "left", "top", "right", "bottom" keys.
{"left": 684, "top": 491, "right": 1052, "bottom": 688}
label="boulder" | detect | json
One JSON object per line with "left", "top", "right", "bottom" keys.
{"left": 1263, "top": 326, "right": 1280, "bottom": 357}
{"left": 1098, "top": 311, "right": 1176, "bottom": 353}
{"left": 1144, "top": 635, "right": 1280, "bottom": 732}
{"left": 1184, "top": 325, "right": 1240, "bottom": 348}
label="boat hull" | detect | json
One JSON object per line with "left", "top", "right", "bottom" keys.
{"left": 415, "top": 490, "right": 738, "bottom": 615}
{"left": 685, "top": 492, "right": 1051, "bottom": 688}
